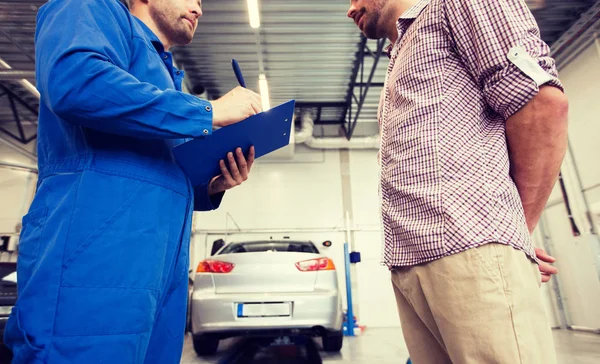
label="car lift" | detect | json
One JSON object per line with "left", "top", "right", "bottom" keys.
{"left": 217, "top": 335, "right": 323, "bottom": 364}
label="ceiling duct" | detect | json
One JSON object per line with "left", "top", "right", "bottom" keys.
{"left": 294, "top": 111, "right": 379, "bottom": 150}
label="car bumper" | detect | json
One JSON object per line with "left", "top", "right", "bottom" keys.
{"left": 191, "top": 289, "right": 343, "bottom": 337}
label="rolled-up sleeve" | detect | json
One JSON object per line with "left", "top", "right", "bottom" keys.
{"left": 443, "top": 0, "right": 563, "bottom": 120}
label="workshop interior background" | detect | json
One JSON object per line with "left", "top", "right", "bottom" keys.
{"left": 1, "top": 1, "right": 600, "bottom": 363}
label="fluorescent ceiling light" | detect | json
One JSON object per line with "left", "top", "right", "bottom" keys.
{"left": 247, "top": 0, "right": 260, "bottom": 28}
{"left": 258, "top": 74, "right": 270, "bottom": 111}
{"left": 0, "top": 58, "right": 40, "bottom": 99}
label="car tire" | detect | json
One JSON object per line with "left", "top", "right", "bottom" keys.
{"left": 322, "top": 332, "right": 343, "bottom": 352}
{"left": 192, "top": 335, "right": 219, "bottom": 356}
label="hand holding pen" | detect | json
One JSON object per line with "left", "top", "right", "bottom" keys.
{"left": 209, "top": 59, "right": 262, "bottom": 128}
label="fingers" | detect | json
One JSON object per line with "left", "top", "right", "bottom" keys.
{"left": 535, "top": 247, "right": 556, "bottom": 263}
{"left": 227, "top": 152, "right": 243, "bottom": 184}
{"left": 539, "top": 261, "right": 558, "bottom": 276}
{"left": 245, "top": 90, "right": 262, "bottom": 115}
{"left": 207, "top": 175, "right": 222, "bottom": 196}
{"left": 536, "top": 248, "right": 558, "bottom": 284}
{"left": 252, "top": 93, "right": 262, "bottom": 112}
{"left": 250, "top": 100, "right": 262, "bottom": 114}
{"left": 236, "top": 148, "right": 249, "bottom": 180}
{"left": 247, "top": 146, "right": 255, "bottom": 170}
{"left": 219, "top": 159, "right": 233, "bottom": 183}
{"left": 216, "top": 148, "right": 253, "bottom": 192}
{"left": 240, "top": 88, "right": 261, "bottom": 113}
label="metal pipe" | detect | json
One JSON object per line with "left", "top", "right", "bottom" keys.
{"left": 568, "top": 139, "right": 599, "bottom": 235}
{"left": 0, "top": 161, "right": 37, "bottom": 172}
{"left": 0, "top": 28, "right": 35, "bottom": 63}
{"left": 0, "top": 134, "right": 37, "bottom": 161}
{"left": 558, "top": 172, "right": 581, "bottom": 236}
{"left": 552, "top": 1, "right": 600, "bottom": 68}
{"left": 0, "top": 58, "right": 40, "bottom": 100}
{"left": 565, "top": 139, "right": 600, "bottom": 281}
{"left": 0, "top": 70, "right": 35, "bottom": 80}
{"left": 538, "top": 215, "right": 571, "bottom": 329}
{"left": 0, "top": 84, "right": 39, "bottom": 117}
{"left": 344, "top": 241, "right": 355, "bottom": 337}
{"left": 568, "top": 326, "right": 600, "bottom": 334}
{"left": 545, "top": 199, "right": 565, "bottom": 209}
{"left": 583, "top": 182, "right": 600, "bottom": 193}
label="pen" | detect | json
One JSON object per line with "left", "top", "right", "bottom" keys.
{"left": 231, "top": 59, "right": 246, "bottom": 88}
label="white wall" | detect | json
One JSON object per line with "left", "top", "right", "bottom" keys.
{"left": 0, "top": 142, "right": 37, "bottom": 234}
{"left": 0, "top": 141, "right": 37, "bottom": 262}
{"left": 191, "top": 146, "right": 395, "bottom": 328}
{"left": 536, "top": 38, "right": 600, "bottom": 330}
{"left": 194, "top": 147, "right": 344, "bottom": 231}
{"left": 349, "top": 151, "right": 398, "bottom": 328}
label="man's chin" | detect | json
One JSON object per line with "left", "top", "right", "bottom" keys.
{"left": 361, "top": 25, "right": 382, "bottom": 40}
{"left": 362, "top": 31, "right": 382, "bottom": 40}
{"left": 172, "top": 34, "right": 194, "bottom": 47}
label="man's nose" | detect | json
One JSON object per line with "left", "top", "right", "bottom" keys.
{"left": 347, "top": 5, "right": 357, "bottom": 19}
{"left": 190, "top": 3, "right": 202, "bottom": 19}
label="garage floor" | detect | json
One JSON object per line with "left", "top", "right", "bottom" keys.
{"left": 180, "top": 328, "right": 600, "bottom": 364}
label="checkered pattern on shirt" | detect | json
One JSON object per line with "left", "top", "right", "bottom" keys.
{"left": 379, "top": 0, "right": 563, "bottom": 267}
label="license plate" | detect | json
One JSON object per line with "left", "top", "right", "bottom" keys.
{"left": 237, "top": 302, "right": 291, "bottom": 318}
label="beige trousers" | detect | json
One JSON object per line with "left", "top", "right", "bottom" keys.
{"left": 391, "top": 243, "right": 557, "bottom": 364}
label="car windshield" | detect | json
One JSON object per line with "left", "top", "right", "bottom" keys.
{"left": 219, "top": 241, "right": 319, "bottom": 254}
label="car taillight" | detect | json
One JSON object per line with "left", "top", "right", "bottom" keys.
{"left": 295, "top": 258, "right": 336, "bottom": 272}
{"left": 196, "top": 260, "right": 234, "bottom": 274}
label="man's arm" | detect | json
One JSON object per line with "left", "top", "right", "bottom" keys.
{"left": 506, "top": 86, "right": 569, "bottom": 232}
{"left": 35, "top": 0, "right": 213, "bottom": 139}
{"left": 444, "top": 0, "right": 568, "bottom": 231}
{"left": 36, "top": 0, "right": 260, "bottom": 139}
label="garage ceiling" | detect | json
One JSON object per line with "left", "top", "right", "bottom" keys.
{"left": 0, "top": 0, "right": 599, "bottom": 146}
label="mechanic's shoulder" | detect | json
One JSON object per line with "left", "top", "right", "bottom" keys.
{"left": 38, "top": 0, "right": 130, "bottom": 20}
{"left": 38, "top": 0, "right": 133, "bottom": 38}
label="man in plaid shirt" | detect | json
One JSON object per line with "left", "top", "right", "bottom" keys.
{"left": 347, "top": 0, "right": 568, "bottom": 362}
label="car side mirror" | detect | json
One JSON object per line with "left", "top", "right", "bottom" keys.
{"left": 211, "top": 239, "right": 225, "bottom": 256}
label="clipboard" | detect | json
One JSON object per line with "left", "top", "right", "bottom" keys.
{"left": 173, "top": 100, "right": 295, "bottom": 187}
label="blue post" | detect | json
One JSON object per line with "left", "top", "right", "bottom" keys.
{"left": 344, "top": 242, "right": 355, "bottom": 336}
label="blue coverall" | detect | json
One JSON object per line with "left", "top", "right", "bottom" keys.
{"left": 4, "top": 0, "right": 224, "bottom": 362}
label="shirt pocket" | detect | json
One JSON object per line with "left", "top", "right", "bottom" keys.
{"left": 17, "top": 206, "right": 48, "bottom": 286}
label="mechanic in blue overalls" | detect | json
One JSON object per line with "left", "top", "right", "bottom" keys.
{"left": 4, "top": 0, "right": 262, "bottom": 362}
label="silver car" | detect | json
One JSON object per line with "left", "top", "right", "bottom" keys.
{"left": 190, "top": 240, "right": 344, "bottom": 356}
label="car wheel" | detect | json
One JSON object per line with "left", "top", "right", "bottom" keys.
{"left": 322, "top": 332, "right": 343, "bottom": 352}
{"left": 192, "top": 335, "right": 219, "bottom": 356}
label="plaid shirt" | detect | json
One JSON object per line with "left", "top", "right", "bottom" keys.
{"left": 379, "top": 0, "right": 563, "bottom": 267}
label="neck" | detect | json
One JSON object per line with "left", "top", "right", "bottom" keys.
{"left": 386, "top": 0, "right": 420, "bottom": 44}
{"left": 130, "top": 5, "right": 171, "bottom": 50}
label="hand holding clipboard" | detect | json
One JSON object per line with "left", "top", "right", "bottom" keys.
{"left": 173, "top": 59, "right": 295, "bottom": 187}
